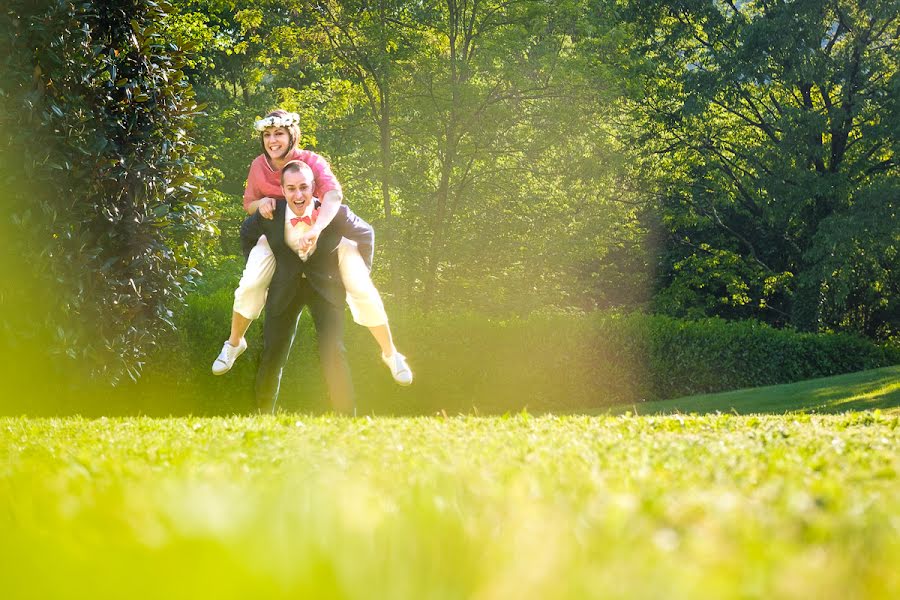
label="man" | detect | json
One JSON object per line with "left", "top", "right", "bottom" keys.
{"left": 240, "top": 160, "right": 374, "bottom": 414}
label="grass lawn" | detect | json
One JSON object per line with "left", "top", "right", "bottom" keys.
{"left": 1, "top": 412, "right": 898, "bottom": 599}
{"left": 619, "top": 365, "right": 900, "bottom": 416}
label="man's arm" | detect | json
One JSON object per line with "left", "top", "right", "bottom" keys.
{"left": 333, "top": 205, "right": 374, "bottom": 270}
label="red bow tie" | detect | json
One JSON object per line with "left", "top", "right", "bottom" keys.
{"left": 290, "top": 216, "right": 312, "bottom": 227}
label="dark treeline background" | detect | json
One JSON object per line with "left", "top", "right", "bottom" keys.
{"left": 175, "top": 0, "right": 648, "bottom": 315}
{"left": 0, "top": 0, "right": 897, "bottom": 411}
{"left": 176, "top": 0, "right": 898, "bottom": 333}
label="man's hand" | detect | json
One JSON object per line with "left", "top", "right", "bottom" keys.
{"left": 258, "top": 197, "right": 277, "bottom": 219}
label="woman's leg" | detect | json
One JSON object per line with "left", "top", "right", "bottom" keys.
{"left": 213, "top": 237, "right": 275, "bottom": 375}
{"left": 338, "top": 239, "right": 412, "bottom": 385}
{"left": 338, "top": 239, "right": 393, "bottom": 330}
{"left": 366, "top": 324, "right": 395, "bottom": 358}
{"left": 228, "top": 312, "right": 253, "bottom": 348}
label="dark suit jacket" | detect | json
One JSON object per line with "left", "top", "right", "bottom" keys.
{"left": 241, "top": 200, "right": 374, "bottom": 313}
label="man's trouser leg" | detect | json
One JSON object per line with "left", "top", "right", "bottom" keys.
{"left": 255, "top": 294, "right": 303, "bottom": 414}
{"left": 308, "top": 292, "right": 355, "bottom": 415}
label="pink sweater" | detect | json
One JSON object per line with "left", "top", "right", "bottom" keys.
{"left": 242, "top": 149, "right": 342, "bottom": 211}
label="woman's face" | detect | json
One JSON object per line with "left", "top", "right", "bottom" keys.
{"left": 262, "top": 127, "right": 291, "bottom": 159}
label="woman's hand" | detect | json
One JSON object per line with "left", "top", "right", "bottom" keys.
{"left": 258, "top": 197, "right": 277, "bottom": 219}
{"left": 297, "top": 230, "right": 320, "bottom": 252}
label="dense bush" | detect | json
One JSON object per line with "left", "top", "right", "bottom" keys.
{"left": 0, "top": 0, "right": 209, "bottom": 386}
{"left": 38, "top": 286, "right": 894, "bottom": 416}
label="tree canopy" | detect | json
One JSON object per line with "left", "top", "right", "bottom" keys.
{"left": 613, "top": 0, "right": 898, "bottom": 337}
{"left": 1, "top": 0, "right": 896, "bottom": 386}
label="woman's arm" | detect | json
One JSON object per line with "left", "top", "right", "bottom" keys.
{"left": 246, "top": 197, "right": 277, "bottom": 219}
{"left": 242, "top": 159, "right": 277, "bottom": 219}
{"left": 297, "top": 189, "right": 343, "bottom": 251}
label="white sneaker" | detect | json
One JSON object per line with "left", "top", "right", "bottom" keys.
{"left": 382, "top": 352, "right": 413, "bottom": 386}
{"left": 212, "top": 338, "right": 247, "bottom": 375}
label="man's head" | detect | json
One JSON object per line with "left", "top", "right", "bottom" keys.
{"left": 255, "top": 109, "right": 301, "bottom": 160}
{"left": 280, "top": 160, "right": 315, "bottom": 217}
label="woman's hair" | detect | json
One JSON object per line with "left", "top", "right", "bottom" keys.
{"left": 258, "top": 109, "right": 301, "bottom": 159}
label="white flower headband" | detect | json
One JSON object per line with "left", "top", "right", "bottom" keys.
{"left": 254, "top": 113, "right": 300, "bottom": 132}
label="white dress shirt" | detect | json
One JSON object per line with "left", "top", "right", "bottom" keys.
{"left": 283, "top": 200, "right": 318, "bottom": 261}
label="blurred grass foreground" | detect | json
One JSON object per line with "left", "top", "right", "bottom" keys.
{"left": 2, "top": 413, "right": 898, "bottom": 599}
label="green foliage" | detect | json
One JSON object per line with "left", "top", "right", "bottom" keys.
{"left": 2, "top": 413, "right": 899, "bottom": 598}
{"left": 166, "top": 0, "right": 335, "bottom": 192}
{"left": 0, "top": 0, "right": 211, "bottom": 384}
{"left": 169, "top": 298, "right": 898, "bottom": 414}
{"left": 12, "top": 272, "right": 893, "bottom": 416}
{"left": 612, "top": 0, "right": 899, "bottom": 338}
{"left": 169, "top": 0, "right": 652, "bottom": 316}
{"left": 639, "top": 315, "right": 898, "bottom": 399}
{"left": 3, "top": 0, "right": 895, "bottom": 415}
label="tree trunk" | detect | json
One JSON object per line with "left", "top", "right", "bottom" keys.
{"left": 422, "top": 107, "right": 459, "bottom": 309}
{"left": 791, "top": 271, "right": 822, "bottom": 333}
{"left": 380, "top": 82, "right": 392, "bottom": 220}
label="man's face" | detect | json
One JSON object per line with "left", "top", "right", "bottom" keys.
{"left": 282, "top": 168, "right": 315, "bottom": 217}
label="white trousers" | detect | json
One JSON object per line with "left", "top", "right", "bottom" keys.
{"left": 233, "top": 236, "right": 388, "bottom": 327}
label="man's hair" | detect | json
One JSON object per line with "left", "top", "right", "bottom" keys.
{"left": 259, "top": 108, "right": 300, "bottom": 158}
{"left": 280, "top": 160, "right": 315, "bottom": 186}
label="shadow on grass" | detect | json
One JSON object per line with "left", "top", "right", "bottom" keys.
{"left": 616, "top": 365, "right": 900, "bottom": 415}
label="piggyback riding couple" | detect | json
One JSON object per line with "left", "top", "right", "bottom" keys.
{"left": 212, "top": 109, "right": 412, "bottom": 414}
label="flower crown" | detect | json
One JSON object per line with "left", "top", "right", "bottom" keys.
{"left": 254, "top": 113, "right": 300, "bottom": 132}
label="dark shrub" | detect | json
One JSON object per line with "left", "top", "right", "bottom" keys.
{"left": 0, "top": 0, "right": 209, "bottom": 389}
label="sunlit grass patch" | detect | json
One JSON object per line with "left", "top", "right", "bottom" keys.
{"left": 627, "top": 365, "right": 900, "bottom": 415}
{"left": 1, "top": 413, "right": 898, "bottom": 599}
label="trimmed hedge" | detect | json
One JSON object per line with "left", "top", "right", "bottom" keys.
{"left": 54, "top": 285, "right": 894, "bottom": 417}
